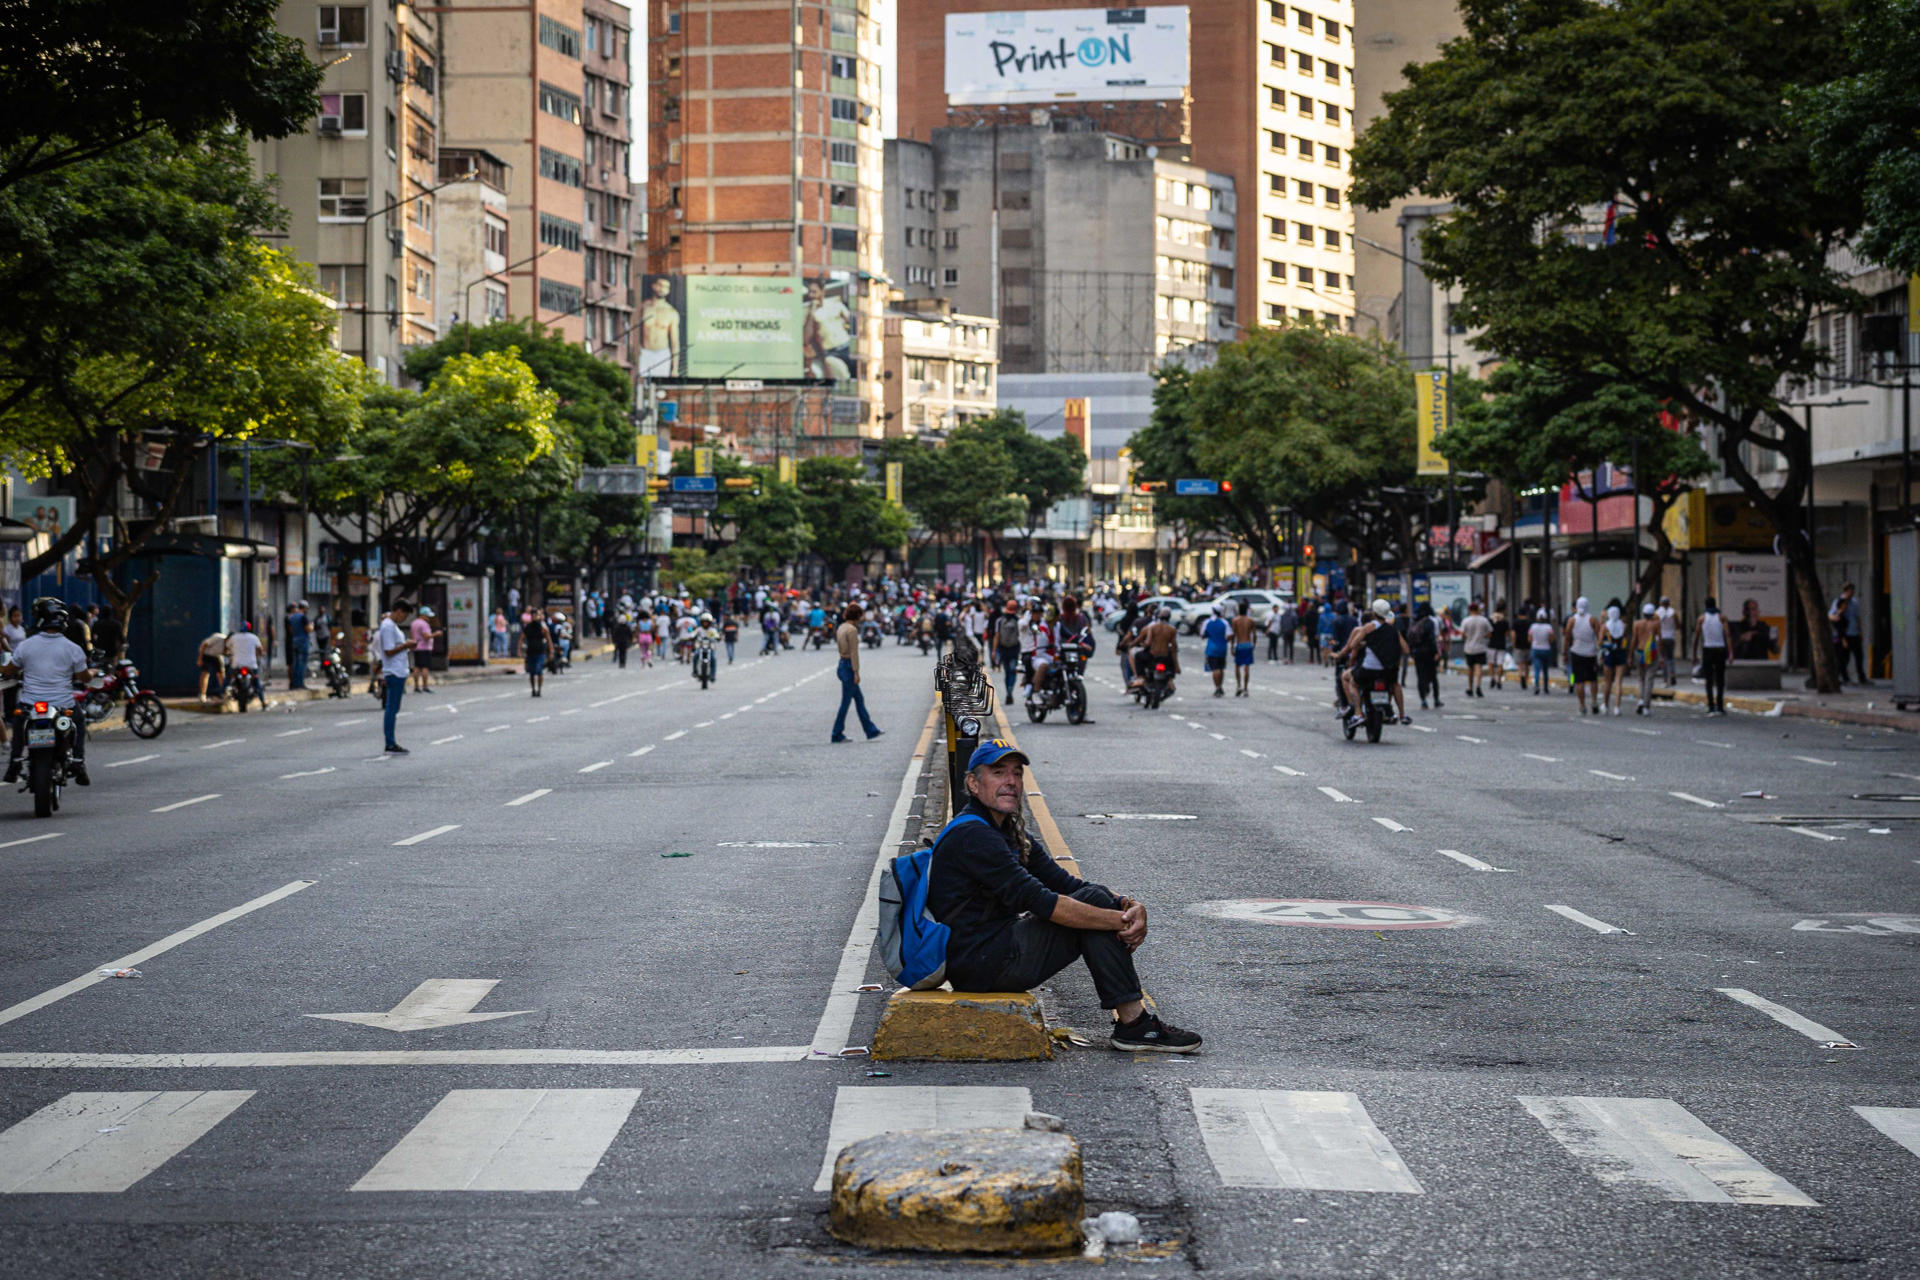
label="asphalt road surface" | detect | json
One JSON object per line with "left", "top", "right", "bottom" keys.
{"left": 1, "top": 642, "right": 1915, "bottom": 1278}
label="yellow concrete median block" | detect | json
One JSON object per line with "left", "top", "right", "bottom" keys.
{"left": 872, "top": 990, "right": 1052, "bottom": 1061}
{"left": 829, "top": 1128, "right": 1083, "bottom": 1254}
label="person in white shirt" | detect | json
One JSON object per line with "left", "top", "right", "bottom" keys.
{"left": 4, "top": 598, "right": 92, "bottom": 783}
{"left": 1459, "top": 600, "right": 1494, "bottom": 697}
{"left": 225, "top": 624, "right": 263, "bottom": 673}
{"left": 1563, "top": 596, "right": 1601, "bottom": 714}
{"left": 1655, "top": 596, "right": 1678, "bottom": 685}
{"left": 1526, "top": 609, "right": 1557, "bottom": 695}
{"left": 376, "top": 599, "right": 415, "bottom": 753}
{"left": 1695, "top": 598, "right": 1730, "bottom": 715}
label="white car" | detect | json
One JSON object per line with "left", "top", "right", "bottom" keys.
{"left": 1102, "top": 596, "right": 1199, "bottom": 632}
{"left": 1180, "top": 590, "right": 1294, "bottom": 633}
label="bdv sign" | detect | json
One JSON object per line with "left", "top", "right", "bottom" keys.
{"left": 1189, "top": 899, "right": 1478, "bottom": 930}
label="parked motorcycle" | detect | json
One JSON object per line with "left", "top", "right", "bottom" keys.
{"left": 319, "top": 631, "right": 353, "bottom": 698}
{"left": 20, "top": 699, "right": 78, "bottom": 818}
{"left": 78, "top": 657, "right": 167, "bottom": 739}
{"left": 691, "top": 637, "right": 717, "bottom": 689}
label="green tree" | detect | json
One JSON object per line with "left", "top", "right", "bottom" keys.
{"left": 963, "top": 411, "right": 1086, "bottom": 575}
{"left": 879, "top": 435, "right": 1024, "bottom": 574}
{"left": 1799, "top": 0, "right": 1920, "bottom": 275}
{"left": 0, "top": 0, "right": 325, "bottom": 191}
{"left": 1351, "top": 0, "right": 1859, "bottom": 688}
{"left": 796, "top": 456, "right": 909, "bottom": 581}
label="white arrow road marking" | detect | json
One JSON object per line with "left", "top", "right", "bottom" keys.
{"left": 1191, "top": 1088, "right": 1423, "bottom": 1194}
{"left": 308, "top": 979, "right": 531, "bottom": 1034}
{"left": 1317, "top": 786, "right": 1358, "bottom": 803}
{"left": 151, "top": 795, "right": 220, "bottom": 814}
{"left": 578, "top": 761, "right": 611, "bottom": 773}
{"left": 1520, "top": 1096, "right": 1817, "bottom": 1205}
{"left": 663, "top": 730, "right": 687, "bottom": 741}
{"left": 0, "top": 1091, "right": 255, "bottom": 1193}
{"left": 279, "top": 768, "right": 336, "bottom": 780}
{"left": 1272, "top": 765, "right": 1305, "bottom": 777}
{"left": 1522, "top": 753, "right": 1560, "bottom": 762}
{"left": 1372, "top": 817, "right": 1410, "bottom": 833}
{"left": 1589, "top": 770, "right": 1633, "bottom": 781}
{"left": 393, "top": 824, "right": 459, "bottom": 847}
{"left": 105, "top": 755, "right": 156, "bottom": 768}
{"left": 628, "top": 745, "right": 655, "bottom": 757}
{"left": 275, "top": 728, "right": 313, "bottom": 738}
{"left": 1792, "top": 756, "right": 1838, "bottom": 767}
{"left": 1437, "top": 849, "right": 1514, "bottom": 873}
{"left": 1669, "top": 791, "right": 1724, "bottom": 808}
{"left": 353, "top": 1089, "right": 641, "bottom": 1192}
{"left": 200, "top": 739, "right": 244, "bottom": 750}
{"left": 504, "top": 790, "right": 551, "bottom": 807}
{"left": 1717, "top": 988, "right": 1859, "bottom": 1048}
{"left": 1546, "top": 905, "right": 1634, "bottom": 935}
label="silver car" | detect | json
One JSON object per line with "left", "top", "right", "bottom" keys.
{"left": 1102, "top": 596, "right": 1198, "bottom": 632}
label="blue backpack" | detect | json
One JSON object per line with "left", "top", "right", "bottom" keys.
{"left": 877, "top": 814, "right": 986, "bottom": 990}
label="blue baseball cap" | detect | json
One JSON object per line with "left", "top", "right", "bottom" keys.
{"left": 967, "top": 738, "right": 1031, "bottom": 771}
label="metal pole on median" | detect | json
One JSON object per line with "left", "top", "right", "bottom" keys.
{"left": 933, "top": 630, "right": 995, "bottom": 820}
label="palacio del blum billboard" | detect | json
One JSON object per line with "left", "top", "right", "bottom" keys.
{"left": 945, "top": 7, "right": 1190, "bottom": 105}
{"left": 636, "top": 275, "right": 858, "bottom": 382}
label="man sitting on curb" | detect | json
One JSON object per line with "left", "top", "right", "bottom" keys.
{"left": 927, "top": 739, "right": 1202, "bottom": 1053}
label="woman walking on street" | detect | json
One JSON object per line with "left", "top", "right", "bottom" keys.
{"left": 1527, "top": 608, "right": 1556, "bottom": 695}
{"left": 1598, "top": 601, "right": 1629, "bottom": 716}
{"left": 1631, "top": 603, "right": 1661, "bottom": 714}
{"left": 1696, "top": 599, "right": 1730, "bottom": 715}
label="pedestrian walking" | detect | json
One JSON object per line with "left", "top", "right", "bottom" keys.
{"left": 1632, "top": 603, "right": 1661, "bottom": 714}
{"left": 1527, "top": 609, "right": 1556, "bottom": 695}
{"left": 376, "top": 599, "right": 414, "bottom": 753}
{"left": 1828, "top": 582, "right": 1868, "bottom": 684}
{"left": 1696, "top": 598, "right": 1729, "bottom": 715}
{"left": 1229, "top": 600, "right": 1257, "bottom": 696}
{"left": 1599, "top": 601, "right": 1629, "bottom": 716}
{"left": 1276, "top": 599, "right": 1297, "bottom": 663}
{"left": 1564, "top": 597, "right": 1601, "bottom": 714}
{"left": 610, "top": 612, "right": 634, "bottom": 668}
{"left": 286, "top": 601, "right": 311, "bottom": 690}
{"left": 1655, "top": 596, "right": 1678, "bottom": 684}
{"left": 831, "top": 603, "right": 883, "bottom": 743}
{"left": 1409, "top": 604, "right": 1442, "bottom": 709}
{"left": 1459, "top": 600, "right": 1492, "bottom": 697}
{"left": 722, "top": 613, "right": 738, "bottom": 663}
{"left": 992, "top": 600, "right": 1023, "bottom": 703}
{"left": 490, "top": 608, "right": 509, "bottom": 658}
{"left": 410, "top": 606, "right": 442, "bottom": 693}
{"left": 522, "top": 610, "right": 550, "bottom": 697}
{"left": 1486, "top": 601, "right": 1510, "bottom": 690}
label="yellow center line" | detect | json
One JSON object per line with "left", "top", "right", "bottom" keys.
{"left": 989, "top": 700, "right": 1081, "bottom": 878}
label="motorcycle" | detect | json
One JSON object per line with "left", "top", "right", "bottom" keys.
{"left": 319, "top": 632, "right": 353, "bottom": 698}
{"left": 1024, "top": 645, "right": 1090, "bottom": 724}
{"left": 860, "top": 620, "right": 882, "bottom": 649}
{"left": 691, "top": 638, "right": 717, "bottom": 689}
{"left": 78, "top": 657, "right": 168, "bottom": 739}
{"left": 230, "top": 665, "right": 262, "bottom": 713}
{"left": 808, "top": 625, "right": 834, "bottom": 651}
{"left": 1338, "top": 664, "right": 1391, "bottom": 744}
{"left": 917, "top": 628, "right": 933, "bottom": 656}
{"left": 20, "top": 699, "right": 78, "bottom": 818}
{"left": 1135, "top": 657, "right": 1177, "bottom": 710}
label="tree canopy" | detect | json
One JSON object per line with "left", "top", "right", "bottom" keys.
{"left": 1798, "top": 0, "right": 1920, "bottom": 276}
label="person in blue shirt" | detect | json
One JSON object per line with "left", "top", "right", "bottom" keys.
{"left": 1200, "top": 604, "right": 1231, "bottom": 697}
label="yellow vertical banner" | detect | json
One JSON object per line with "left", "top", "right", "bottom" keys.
{"left": 1415, "top": 369, "right": 1450, "bottom": 477}
{"left": 635, "top": 433, "right": 649, "bottom": 468}
{"left": 693, "top": 447, "right": 713, "bottom": 476}
{"left": 1909, "top": 275, "right": 1920, "bottom": 335}
{"left": 777, "top": 456, "right": 795, "bottom": 485}
{"left": 884, "top": 460, "right": 903, "bottom": 505}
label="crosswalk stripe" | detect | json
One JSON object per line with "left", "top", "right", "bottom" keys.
{"left": 1519, "top": 1096, "right": 1817, "bottom": 1205}
{"left": 0, "top": 1091, "right": 252, "bottom": 1193}
{"left": 813, "top": 1086, "right": 1031, "bottom": 1192}
{"left": 353, "top": 1089, "right": 641, "bottom": 1192}
{"left": 1190, "top": 1088, "right": 1422, "bottom": 1193}
{"left": 1853, "top": 1106, "right": 1920, "bottom": 1159}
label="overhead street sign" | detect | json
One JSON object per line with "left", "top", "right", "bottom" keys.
{"left": 1175, "top": 478, "right": 1219, "bottom": 496}
{"left": 664, "top": 492, "right": 718, "bottom": 511}
{"left": 671, "top": 475, "right": 717, "bottom": 492}
{"left": 576, "top": 467, "right": 649, "bottom": 495}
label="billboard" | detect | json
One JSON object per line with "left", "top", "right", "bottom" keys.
{"left": 1414, "top": 370, "right": 1449, "bottom": 476}
{"left": 637, "top": 275, "right": 856, "bottom": 382}
{"left": 1715, "top": 552, "right": 1787, "bottom": 666}
{"left": 945, "top": 7, "right": 1190, "bottom": 105}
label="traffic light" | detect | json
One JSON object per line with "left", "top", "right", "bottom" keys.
{"left": 647, "top": 477, "right": 669, "bottom": 492}
{"left": 1220, "top": 479, "right": 1234, "bottom": 493}
{"left": 1135, "top": 480, "right": 1167, "bottom": 494}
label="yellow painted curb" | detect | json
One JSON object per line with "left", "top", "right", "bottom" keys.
{"left": 872, "top": 989, "right": 1052, "bottom": 1061}
{"left": 988, "top": 702, "right": 1079, "bottom": 877}
{"left": 829, "top": 1128, "right": 1083, "bottom": 1254}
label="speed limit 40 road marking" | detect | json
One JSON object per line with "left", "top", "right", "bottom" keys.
{"left": 1188, "top": 899, "right": 1478, "bottom": 930}
{"left": 1792, "top": 915, "right": 1920, "bottom": 936}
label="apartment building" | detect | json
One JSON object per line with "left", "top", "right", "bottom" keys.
{"left": 253, "top": 1, "right": 442, "bottom": 382}
{"left": 882, "top": 126, "right": 1238, "bottom": 374}
{"left": 644, "top": 0, "right": 889, "bottom": 441}
{"left": 435, "top": 148, "right": 512, "bottom": 329}
{"left": 582, "top": 0, "right": 637, "bottom": 371}
{"left": 882, "top": 297, "right": 998, "bottom": 437}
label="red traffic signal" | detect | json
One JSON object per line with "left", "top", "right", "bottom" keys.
{"left": 1220, "top": 479, "right": 1233, "bottom": 493}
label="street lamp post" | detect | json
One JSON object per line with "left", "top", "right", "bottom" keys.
{"left": 460, "top": 246, "right": 557, "bottom": 350}
{"left": 355, "top": 171, "right": 477, "bottom": 367}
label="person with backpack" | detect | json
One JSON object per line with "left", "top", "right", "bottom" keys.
{"left": 992, "top": 599, "right": 1023, "bottom": 703}
{"left": 898, "top": 740, "right": 1201, "bottom": 1053}
{"left": 1409, "top": 604, "right": 1442, "bottom": 709}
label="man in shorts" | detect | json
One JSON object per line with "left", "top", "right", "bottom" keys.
{"left": 1199, "top": 604, "right": 1231, "bottom": 698}
{"left": 1459, "top": 600, "right": 1493, "bottom": 698}
{"left": 1229, "top": 599, "right": 1258, "bottom": 697}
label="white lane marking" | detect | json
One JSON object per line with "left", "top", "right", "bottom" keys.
{"left": 0, "top": 1091, "right": 255, "bottom": 1193}
{"left": 337, "top": 718, "right": 367, "bottom": 727}
{"left": 1239, "top": 748, "right": 1263, "bottom": 758}
{"left": 353, "top": 1089, "right": 642, "bottom": 1192}
{"left": 1546, "top": 905, "right": 1634, "bottom": 935}
{"left": 815, "top": 1086, "right": 1031, "bottom": 1192}
{"left": 1191, "top": 1088, "right": 1423, "bottom": 1194}
{"left": 1372, "top": 818, "right": 1410, "bottom": 833}
{"left": 754, "top": 696, "right": 771, "bottom": 704}
{"left": 1272, "top": 765, "right": 1305, "bottom": 777}
{"left": 1316, "top": 786, "right": 1358, "bottom": 803}
{"left": 105, "top": 755, "right": 157, "bottom": 768}
{"left": 1589, "top": 770, "right": 1633, "bottom": 781}
{"left": 1625, "top": 727, "right": 1661, "bottom": 737}
{"left": 525, "top": 716, "right": 550, "bottom": 724}
{"left": 0, "top": 833, "right": 64, "bottom": 850}
{"left": 1716, "top": 988, "right": 1859, "bottom": 1048}
{"left": 453, "top": 696, "right": 487, "bottom": 706}
{"left": 1669, "top": 792, "right": 1725, "bottom": 809}
{"left": 1437, "top": 849, "right": 1514, "bottom": 873}
{"left": 1522, "top": 753, "right": 1560, "bottom": 762}
{"left": 485, "top": 725, "right": 510, "bottom": 733}
{"left": 1168, "top": 714, "right": 1185, "bottom": 721}
{"left": 0, "top": 1047, "right": 809, "bottom": 1070}
{"left": 430, "top": 735, "right": 463, "bottom": 746}
{"left": 694, "top": 721, "right": 715, "bottom": 729}
{"left": 491, "top": 692, "right": 516, "bottom": 701}
{"left": 719, "top": 713, "right": 735, "bottom": 720}
{"left": 504, "top": 790, "right": 551, "bottom": 807}
{"left": 1405, "top": 723, "right": 1434, "bottom": 733}
{"left": 275, "top": 728, "right": 314, "bottom": 738}
{"left": 1209, "top": 732, "right": 1228, "bottom": 741}
{"left": 199, "top": 739, "right": 244, "bottom": 750}
{"left": 560, "top": 708, "right": 581, "bottom": 716}
{"left": 628, "top": 745, "right": 655, "bottom": 758}
{"left": 1792, "top": 756, "right": 1838, "bottom": 767}
{"left": 578, "top": 761, "right": 611, "bottom": 774}
{"left": 1853, "top": 1107, "right": 1920, "bottom": 1160}
{"left": 1789, "top": 826, "right": 1845, "bottom": 843}
{"left": 279, "top": 768, "right": 337, "bottom": 780}
{"left": 663, "top": 730, "right": 687, "bottom": 741}
{"left": 736, "top": 705, "right": 753, "bottom": 713}
{"left": 1519, "top": 1096, "right": 1817, "bottom": 1206}
{"left": 151, "top": 794, "right": 220, "bottom": 814}
{"left": 393, "top": 824, "right": 460, "bottom": 847}
{"left": 0, "top": 881, "right": 315, "bottom": 1028}
{"left": 1457, "top": 735, "right": 1486, "bottom": 744}
{"left": 1695, "top": 739, "right": 1733, "bottom": 749}
{"left": 811, "top": 717, "right": 928, "bottom": 1060}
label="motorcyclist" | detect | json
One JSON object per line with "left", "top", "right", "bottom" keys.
{"left": 3, "top": 598, "right": 91, "bottom": 785}
{"left": 1335, "top": 599, "right": 1410, "bottom": 727}
{"left": 1130, "top": 607, "right": 1180, "bottom": 690}
{"left": 694, "top": 611, "right": 722, "bottom": 675}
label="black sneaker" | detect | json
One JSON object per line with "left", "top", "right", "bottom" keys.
{"left": 385, "top": 743, "right": 409, "bottom": 754}
{"left": 1110, "top": 1012, "right": 1202, "bottom": 1054}
{"left": 71, "top": 762, "right": 89, "bottom": 786}
{"left": 2, "top": 762, "right": 17, "bottom": 785}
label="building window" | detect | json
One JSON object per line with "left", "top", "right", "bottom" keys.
{"left": 831, "top": 184, "right": 855, "bottom": 208}
{"left": 538, "top": 279, "right": 582, "bottom": 315}
{"left": 1323, "top": 184, "right": 1341, "bottom": 205}
{"left": 484, "top": 286, "right": 507, "bottom": 320}
{"left": 1267, "top": 42, "right": 1284, "bottom": 64}
{"left": 1268, "top": 303, "right": 1286, "bottom": 321}
{"left": 318, "top": 92, "right": 367, "bottom": 133}
{"left": 943, "top": 267, "right": 959, "bottom": 286}
{"left": 317, "top": 5, "right": 367, "bottom": 46}
{"left": 943, "top": 229, "right": 959, "bottom": 249}
{"left": 941, "top": 189, "right": 959, "bottom": 211}
{"left": 830, "top": 54, "right": 856, "bottom": 78}
{"left": 410, "top": 194, "right": 431, "bottom": 228}
{"left": 384, "top": 109, "right": 397, "bottom": 157}
{"left": 666, "top": 55, "right": 681, "bottom": 77}
{"left": 1348, "top": 274, "right": 1358, "bottom": 293}
{"left": 1323, "top": 269, "right": 1341, "bottom": 289}
{"left": 1267, "top": 259, "right": 1284, "bottom": 278}
{"left": 539, "top": 15, "right": 580, "bottom": 57}
{"left": 1296, "top": 265, "right": 1313, "bottom": 284}
{"left": 539, "top": 212, "right": 582, "bottom": 252}
{"left": 830, "top": 10, "right": 855, "bottom": 35}
{"left": 1297, "top": 136, "right": 1313, "bottom": 158}
{"left": 317, "top": 264, "right": 365, "bottom": 305}
{"left": 667, "top": 11, "right": 679, "bottom": 34}
{"left": 1294, "top": 6, "right": 1312, "bottom": 29}
{"left": 539, "top": 147, "right": 582, "bottom": 187}
{"left": 538, "top": 82, "right": 582, "bottom": 124}
{"left": 1269, "top": 174, "right": 1284, "bottom": 194}
{"left": 1295, "top": 221, "right": 1312, "bottom": 241}
{"left": 1268, "top": 217, "right": 1286, "bottom": 238}
{"left": 1324, "top": 100, "right": 1340, "bottom": 122}
{"left": 484, "top": 218, "right": 508, "bottom": 256}
{"left": 412, "top": 264, "right": 432, "bottom": 299}
{"left": 830, "top": 227, "right": 858, "bottom": 252}
{"left": 1323, "top": 226, "right": 1340, "bottom": 247}
{"left": 410, "top": 56, "right": 435, "bottom": 96}
{"left": 1269, "top": 87, "right": 1285, "bottom": 109}
{"left": 318, "top": 177, "right": 368, "bottom": 218}
{"left": 1296, "top": 51, "right": 1313, "bottom": 74}
{"left": 1297, "top": 93, "right": 1313, "bottom": 116}
{"left": 1323, "top": 16, "right": 1340, "bottom": 39}
{"left": 830, "top": 97, "right": 858, "bottom": 122}
{"left": 830, "top": 140, "right": 857, "bottom": 165}
{"left": 1322, "top": 58, "right": 1339, "bottom": 81}
{"left": 1297, "top": 179, "right": 1314, "bottom": 199}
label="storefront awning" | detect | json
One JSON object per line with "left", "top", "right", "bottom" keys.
{"left": 1468, "top": 543, "right": 1512, "bottom": 571}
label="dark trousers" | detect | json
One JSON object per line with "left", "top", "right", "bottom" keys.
{"left": 832, "top": 658, "right": 878, "bottom": 740}
{"left": 1700, "top": 646, "right": 1728, "bottom": 711}
{"left": 1267, "top": 633, "right": 1280, "bottom": 661}
{"left": 1414, "top": 652, "right": 1440, "bottom": 703}
{"left": 614, "top": 644, "right": 629, "bottom": 668}
{"left": 288, "top": 643, "right": 310, "bottom": 688}
{"left": 1840, "top": 634, "right": 1868, "bottom": 682}
{"left": 950, "top": 886, "right": 1143, "bottom": 1010}
{"left": 1282, "top": 631, "right": 1296, "bottom": 662}
{"left": 998, "top": 648, "right": 1020, "bottom": 701}
{"left": 383, "top": 674, "right": 405, "bottom": 746}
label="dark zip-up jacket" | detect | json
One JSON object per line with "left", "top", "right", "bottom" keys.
{"left": 926, "top": 799, "right": 1100, "bottom": 978}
